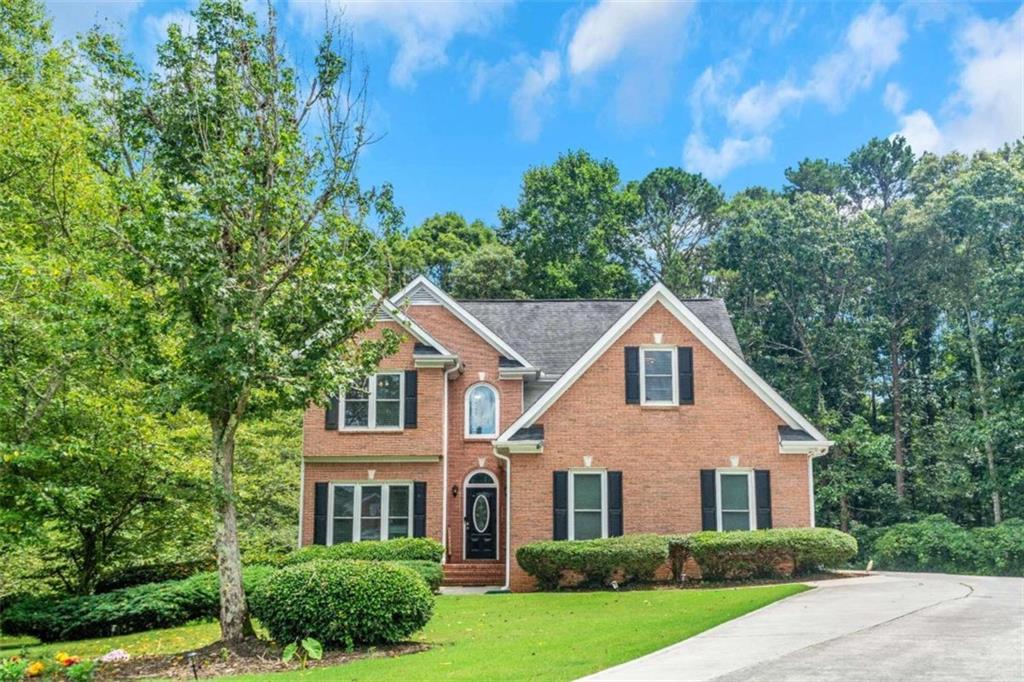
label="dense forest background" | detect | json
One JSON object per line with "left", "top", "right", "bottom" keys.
{"left": 1, "top": 0, "right": 1021, "bottom": 599}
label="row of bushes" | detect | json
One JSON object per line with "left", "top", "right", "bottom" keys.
{"left": 2, "top": 538, "right": 445, "bottom": 643}
{"left": 516, "top": 528, "right": 858, "bottom": 589}
{"left": 1, "top": 566, "right": 275, "bottom": 642}
{"left": 282, "top": 537, "right": 445, "bottom": 565}
{"left": 858, "top": 515, "right": 1024, "bottom": 576}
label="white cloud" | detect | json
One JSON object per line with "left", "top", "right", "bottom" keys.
{"left": 883, "top": 82, "right": 908, "bottom": 114}
{"left": 726, "top": 3, "right": 907, "bottom": 132}
{"left": 684, "top": 3, "right": 908, "bottom": 179}
{"left": 289, "top": 1, "right": 509, "bottom": 88}
{"left": 510, "top": 51, "right": 562, "bottom": 142}
{"left": 683, "top": 133, "right": 772, "bottom": 180}
{"left": 566, "top": 0, "right": 695, "bottom": 125}
{"left": 567, "top": 1, "right": 688, "bottom": 76}
{"left": 893, "top": 5, "right": 1024, "bottom": 154}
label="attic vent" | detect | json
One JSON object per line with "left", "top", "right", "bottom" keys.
{"left": 374, "top": 307, "right": 395, "bottom": 322}
{"left": 407, "top": 284, "right": 441, "bottom": 306}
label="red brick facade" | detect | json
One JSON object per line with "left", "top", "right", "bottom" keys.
{"left": 300, "top": 296, "right": 818, "bottom": 591}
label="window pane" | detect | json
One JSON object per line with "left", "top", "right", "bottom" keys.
{"left": 468, "top": 386, "right": 496, "bottom": 435}
{"left": 345, "top": 378, "right": 369, "bottom": 400}
{"left": 574, "top": 511, "right": 602, "bottom": 540}
{"left": 376, "top": 374, "right": 401, "bottom": 400}
{"left": 644, "top": 350, "right": 672, "bottom": 375}
{"left": 389, "top": 486, "right": 410, "bottom": 518}
{"left": 333, "top": 486, "right": 354, "bottom": 517}
{"left": 376, "top": 400, "right": 400, "bottom": 427}
{"left": 344, "top": 400, "right": 368, "bottom": 427}
{"left": 361, "top": 486, "right": 382, "bottom": 517}
{"left": 468, "top": 472, "right": 495, "bottom": 485}
{"left": 644, "top": 375, "right": 674, "bottom": 402}
{"left": 332, "top": 518, "right": 353, "bottom": 543}
{"left": 361, "top": 517, "right": 381, "bottom": 541}
{"left": 720, "top": 474, "right": 750, "bottom": 510}
{"left": 388, "top": 518, "right": 409, "bottom": 538}
{"left": 573, "top": 473, "right": 602, "bottom": 509}
{"left": 722, "top": 511, "right": 751, "bottom": 531}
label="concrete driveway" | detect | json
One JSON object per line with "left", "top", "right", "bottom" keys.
{"left": 585, "top": 572, "right": 1023, "bottom": 681}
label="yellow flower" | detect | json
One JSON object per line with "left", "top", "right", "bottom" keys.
{"left": 55, "top": 652, "right": 69, "bottom": 663}
{"left": 26, "top": 661, "right": 45, "bottom": 677}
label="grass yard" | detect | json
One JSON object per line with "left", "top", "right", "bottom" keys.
{"left": 0, "top": 622, "right": 223, "bottom": 660}
{"left": 4, "top": 584, "right": 807, "bottom": 680}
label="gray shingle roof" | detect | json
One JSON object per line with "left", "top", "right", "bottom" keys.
{"left": 458, "top": 298, "right": 743, "bottom": 377}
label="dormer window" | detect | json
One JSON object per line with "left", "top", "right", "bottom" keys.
{"left": 465, "top": 383, "right": 499, "bottom": 438}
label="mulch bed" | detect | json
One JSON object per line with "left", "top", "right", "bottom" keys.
{"left": 96, "top": 637, "right": 429, "bottom": 680}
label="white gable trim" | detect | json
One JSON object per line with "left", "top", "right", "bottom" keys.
{"left": 495, "top": 283, "right": 830, "bottom": 446}
{"left": 373, "top": 290, "right": 455, "bottom": 359}
{"left": 390, "top": 276, "right": 535, "bottom": 370}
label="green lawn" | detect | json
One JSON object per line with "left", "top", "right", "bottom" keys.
{"left": 5, "top": 584, "right": 807, "bottom": 680}
{"left": 1, "top": 622, "right": 223, "bottom": 660}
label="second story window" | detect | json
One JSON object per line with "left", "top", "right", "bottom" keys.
{"left": 343, "top": 372, "right": 403, "bottom": 430}
{"left": 640, "top": 347, "right": 678, "bottom": 405}
{"left": 465, "top": 383, "right": 498, "bottom": 438}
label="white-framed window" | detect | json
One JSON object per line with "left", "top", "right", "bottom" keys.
{"left": 568, "top": 470, "right": 607, "bottom": 540}
{"left": 465, "top": 383, "right": 499, "bottom": 438}
{"left": 328, "top": 482, "right": 412, "bottom": 543}
{"left": 342, "top": 372, "right": 403, "bottom": 430}
{"left": 640, "top": 347, "right": 678, "bottom": 405}
{"left": 716, "top": 470, "right": 756, "bottom": 531}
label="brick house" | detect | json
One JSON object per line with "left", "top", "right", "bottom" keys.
{"left": 299, "top": 276, "right": 832, "bottom": 590}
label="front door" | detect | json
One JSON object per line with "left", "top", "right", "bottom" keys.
{"left": 465, "top": 487, "right": 497, "bottom": 559}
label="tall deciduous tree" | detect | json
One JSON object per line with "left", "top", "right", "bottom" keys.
{"left": 632, "top": 167, "right": 723, "bottom": 297}
{"left": 498, "top": 150, "right": 641, "bottom": 298}
{"left": 84, "top": 1, "right": 398, "bottom": 644}
{"left": 406, "top": 212, "right": 496, "bottom": 290}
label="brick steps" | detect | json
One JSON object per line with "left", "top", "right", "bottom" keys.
{"left": 443, "top": 562, "right": 505, "bottom": 587}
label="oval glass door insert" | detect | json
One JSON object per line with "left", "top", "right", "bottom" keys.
{"left": 472, "top": 495, "right": 490, "bottom": 533}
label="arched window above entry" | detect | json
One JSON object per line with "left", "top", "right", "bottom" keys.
{"left": 465, "top": 383, "right": 498, "bottom": 438}
{"left": 468, "top": 471, "right": 497, "bottom": 485}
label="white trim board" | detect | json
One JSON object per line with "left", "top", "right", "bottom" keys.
{"left": 372, "top": 289, "right": 455, "bottom": 359}
{"left": 496, "top": 283, "right": 831, "bottom": 446}
{"left": 390, "top": 276, "right": 535, "bottom": 370}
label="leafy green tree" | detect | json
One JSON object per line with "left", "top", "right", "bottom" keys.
{"left": 83, "top": 0, "right": 399, "bottom": 644}
{"left": 784, "top": 158, "right": 849, "bottom": 202}
{"left": 499, "top": 150, "right": 641, "bottom": 298}
{"left": 631, "top": 168, "right": 723, "bottom": 297}
{"left": 448, "top": 243, "right": 527, "bottom": 299}
{"left": 406, "top": 212, "right": 496, "bottom": 290}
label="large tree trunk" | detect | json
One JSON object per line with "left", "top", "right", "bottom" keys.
{"left": 965, "top": 310, "right": 1002, "bottom": 524}
{"left": 211, "top": 416, "right": 252, "bottom": 645}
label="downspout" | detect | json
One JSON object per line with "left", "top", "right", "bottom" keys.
{"left": 494, "top": 449, "right": 512, "bottom": 591}
{"left": 441, "top": 362, "right": 461, "bottom": 562}
{"left": 297, "top": 458, "right": 306, "bottom": 547}
{"left": 807, "top": 454, "right": 815, "bottom": 528}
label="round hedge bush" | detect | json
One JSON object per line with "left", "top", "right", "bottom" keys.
{"left": 250, "top": 560, "right": 434, "bottom": 648}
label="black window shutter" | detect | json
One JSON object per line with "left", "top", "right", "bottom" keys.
{"left": 325, "top": 394, "right": 339, "bottom": 430}
{"left": 607, "top": 471, "right": 623, "bottom": 537}
{"left": 553, "top": 471, "right": 568, "bottom": 540}
{"left": 624, "top": 347, "right": 640, "bottom": 404}
{"left": 404, "top": 370, "right": 418, "bottom": 428}
{"left": 413, "top": 482, "right": 427, "bottom": 537}
{"left": 313, "top": 482, "right": 329, "bottom": 545}
{"left": 678, "top": 347, "right": 694, "bottom": 405}
{"left": 700, "top": 470, "right": 717, "bottom": 531}
{"left": 755, "top": 470, "right": 772, "bottom": 529}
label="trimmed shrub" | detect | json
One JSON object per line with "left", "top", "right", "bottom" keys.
{"left": 0, "top": 567, "right": 274, "bottom": 642}
{"left": 284, "top": 538, "right": 444, "bottom": 565}
{"left": 393, "top": 560, "right": 444, "bottom": 593}
{"left": 869, "top": 515, "right": 1024, "bottom": 576}
{"left": 95, "top": 559, "right": 215, "bottom": 593}
{"left": 516, "top": 535, "right": 668, "bottom": 590}
{"left": 672, "top": 528, "right": 857, "bottom": 581}
{"left": 250, "top": 560, "right": 434, "bottom": 648}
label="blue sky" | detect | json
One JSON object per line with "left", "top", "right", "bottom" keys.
{"left": 47, "top": 1, "right": 1024, "bottom": 228}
